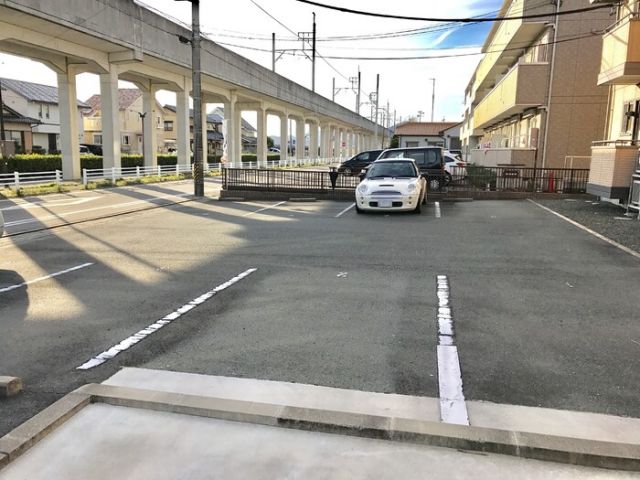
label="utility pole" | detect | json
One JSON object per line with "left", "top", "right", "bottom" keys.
{"left": 312, "top": 12, "right": 316, "bottom": 92}
{"left": 138, "top": 112, "right": 146, "bottom": 158}
{"left": 272, "top": 33, "right": 276, "bottom": 72}
{"left": 356, "top": 68, "right": 361, "bottom": 115}
{"left": 176, "top": 0, "right": 204, "bottom": 197}
{"left": 430, "top": 78, "right": 436, "bottom": 122}
{"left": 0, "top": 77, "right": 5, "bottom": 171}
{"left": 332, "top": 77, "right": 336, "bottom": 102}
{"left": 375, "top": 73, "right": 380, "bottom": 148}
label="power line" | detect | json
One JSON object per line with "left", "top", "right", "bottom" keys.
{"left": 247, "top": 0, "right": 350, "bottom": 81}
{"left": 306, "top": 31, "right": 600, "bottom": 60}
{"left": 216, "top": 27, "right": 597, "bottom": 56}
{"left": 293, "top": 0, "right": 613, "bottom": 23}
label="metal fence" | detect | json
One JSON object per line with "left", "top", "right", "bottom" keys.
{"left": 0, "top": 170, "right": 62, "bottom": 189}
{"left": 446, "top": 166, "right": 590, "bottom": 193}
{"left": 224, "top": 166, "right": 591, "bottom": 194}
{"left": 0, "top": 157, "right": 340, "bottom": 190}
{"left": 224, "top": 168, "right": 360, "bottom": 193}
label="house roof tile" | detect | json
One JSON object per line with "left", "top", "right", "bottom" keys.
{"left": 1, "top": 77, "right": 88, "bottom": 107}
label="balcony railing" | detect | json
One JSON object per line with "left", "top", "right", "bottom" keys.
{"left": 473, "top": 62, "right": 548, "bottom": 129}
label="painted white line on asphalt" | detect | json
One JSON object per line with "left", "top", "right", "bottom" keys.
{"left": 335, "top": 203, "right": 356, "bottom": 218}
{"left": 528, "top": 199, "right": 640, "bottom": 261}
{"left": 0, "top": 197, "right": 98, "bottom": 212}
{"left": 0, "top": 262, "right": 94, "bottom": 294}
{"left": 77, "top": 268, "right": 257, "bottom": 370}
{"left": 243, "top": 201, "right": 286, "bottom": 217}
{"left": 435, "top": 202, "right": 442, "bottom": 218}
{"left": 4, "top": 193, "right": 190, "bottom": 227}
{"left": 435, "top": 274, "right": 469, "bottom": 426}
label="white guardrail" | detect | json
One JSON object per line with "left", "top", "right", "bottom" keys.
{"left": 0, "top": 157, "right": 340, "bottom": 190}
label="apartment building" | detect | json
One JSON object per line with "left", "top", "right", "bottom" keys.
{"left": 587, "top": 0, "right": 640, "bottom": 205}
{"left": 460, "top": 0, "right": 611, "bottom": 168}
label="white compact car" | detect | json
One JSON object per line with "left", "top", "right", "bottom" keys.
{"left": 355, "top": 158, "right": 427, "bottom": 214}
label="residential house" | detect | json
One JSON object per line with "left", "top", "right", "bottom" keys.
{"left": 0, "top": 102, "right": 40, "bottom": 154}
{"left": 210, "top": 107, "right": 257, "bottom": 153}
{"left": 0, "top": 77, "right": 86, "bottom": 153}
{"left": 460, "top": 0, "right": 610, "bottom": 168}
{"left": 83, "top": 89, "right": 165, "bottom": 154}
{"left": 587, "top": 0, "right": 640, "bottom": 205}
{"left": 394, "top": 122, "right": 461, "bottom": 150}
{"left": 162, "top": 105, "right": 225, "bottom": 156}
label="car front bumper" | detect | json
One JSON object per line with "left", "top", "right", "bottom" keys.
{"left": 356, "top": 193, "right": 419, "bottom": 211}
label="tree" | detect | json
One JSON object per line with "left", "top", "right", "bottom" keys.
{"left": 267, "top": 136, "right": 274, "bottom": 148}
{"left": 390, "top": 135, "right": 399, "bottom": 148}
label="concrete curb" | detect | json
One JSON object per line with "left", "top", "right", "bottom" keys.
{"left": 0, "top": 377, "right": 22, "bottom": 398}
{"left": 1, "top": 383, "right": 639, "bottom": 472}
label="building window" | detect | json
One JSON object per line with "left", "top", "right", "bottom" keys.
{"left": 164, "top": 121, "right": 174, "bottom": 131}
{"left": 45, "top": 105, "right": 50, "bottom": 119}
{"left": 405, "top": 141, "right": 419, "bottom": 147}
{"left": 38, "top": 104, "right": 43, "bottom": 118}
{"left": 122, "top": 135, "right": 130, "bottom": 145}
{"left": 622, "top": 102, "right": 636, "bottom": 134}
{"left": 93, "top": 134, "right": 102, "bottom": 145}
{"left": 157, "top": 116, "right": 161, "bottom": 128}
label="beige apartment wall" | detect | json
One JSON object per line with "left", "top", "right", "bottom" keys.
{"left": 607, "top": 84, "right": 640, "bottom": 140}
{"left": 541, "top": 0, "right": 610, "bottom": 167}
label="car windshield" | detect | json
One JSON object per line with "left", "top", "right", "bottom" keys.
{"left": 366, "top": 161, "right": 417, "bottom": 178}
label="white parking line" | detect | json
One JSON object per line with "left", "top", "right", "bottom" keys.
{"left": 0, "top": 262, "right": 94, "bottom": 294}
{"left": 435, "top": 274, "right": 469, "bottom": 426}
{"left": 528, "top": 199, "right": 640, "bottom": 261}
{"left": 4, "top": 193, "right": 190, "bottom": 227}
{"left": 435, "top": 202, "right": 442, "bottom": 218}
{"left": 335, "top": 203, "right": 355, "bottom": 218}
{"left": 76, "top": 268, "right": 257, "bottom": 370}
{"left": 243, "top": 201, "right": 286, "bottom": 217}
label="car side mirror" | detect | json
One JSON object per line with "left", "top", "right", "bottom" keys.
{"left": 359, "top": 171, "right": 367, "bottom": 180}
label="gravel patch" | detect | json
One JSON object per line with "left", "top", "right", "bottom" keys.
{"left": 534, "top": 198, "right": 640, "bottom": 254}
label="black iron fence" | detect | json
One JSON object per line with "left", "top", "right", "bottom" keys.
{"left": 223, "top": 168, "right": 360, "bottom": 193}
{"left": 223, "top": 166, "right": 590, "bottom": 194}
{"left": 447, "top": 165, "right": 590, "bottom": 193}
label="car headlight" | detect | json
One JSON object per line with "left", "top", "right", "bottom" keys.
{"left": 406, "top": 183, "right": 417, "bottom": 192}
{"left": 357, "top": 183, "right": 368, "bottom": 194}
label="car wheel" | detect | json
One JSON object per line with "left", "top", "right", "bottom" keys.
{"left": 413, "top": 200, "right": 422, "bottom": 214}
{"left": 429, "top": 177, "right": 442, "bottom": 191}
{"left": 444, "top": 172, "right": 452, "bottom": 185}
{"left": 343, "top": 167, "right": 352, "bottom": 176}
{"left": 355, "top": 204, "right": 363, "bottom": 214}
{"left": 421, "top": 189, "right": 427, "bottom": 205}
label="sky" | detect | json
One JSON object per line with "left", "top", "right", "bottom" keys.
{"left": 0, "top": 0, "right": 504, "bottom": 134}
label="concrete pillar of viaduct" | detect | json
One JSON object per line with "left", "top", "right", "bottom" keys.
{"left": 57, "top": 67, "right": 81, "bottom": 180}
{"left": 99, "top": 68, "right": 121, "bottom": 171}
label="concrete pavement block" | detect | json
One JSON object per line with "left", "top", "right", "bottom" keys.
{"left": 0, "top": 377, "right": 22, "bottom": 398}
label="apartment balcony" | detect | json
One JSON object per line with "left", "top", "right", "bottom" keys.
{"left": 598, "top": 15, "right": 640, "bottom": 85}
{"left": 587, "top": 140, "right": 639, "bottom": 200}
{"left": 473, "top": 0, "right": 551, "bottom": 100}
{"left": 473, "top": 62, "right": 549, "bottom": 130}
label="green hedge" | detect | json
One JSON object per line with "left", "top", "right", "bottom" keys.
{"left": 466, "top": 164, "right": 497, "bottom": 190}
{"left": 5, "top": 153, "right": 280, "bottom": 173}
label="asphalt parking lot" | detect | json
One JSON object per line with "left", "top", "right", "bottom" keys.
{"left": 1, "top": 189, "right": 639, "bottom": 437}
